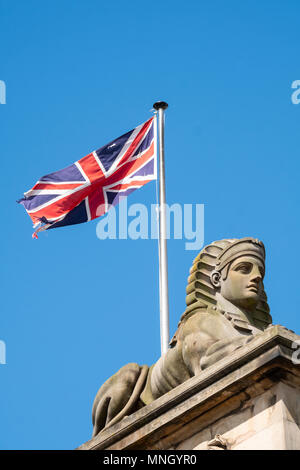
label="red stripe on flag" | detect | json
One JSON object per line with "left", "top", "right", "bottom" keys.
{"left": 27, "top": 185, "right": 92, "bottom": 222}
{"left": 88, "top": 187, "right": 106, "bottom": 220}
{"left": 78, "top": 153, "right": 105, "bottom": 183}
{"left": 108, "top": 180, "right": 151, "bottom": 191}
{"left": 117, "top": 118, "right": 153, "bottom": 168}
{"left": 101, "top": 142, "right": 155, "bottom": 188}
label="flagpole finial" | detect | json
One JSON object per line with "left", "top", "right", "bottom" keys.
{"left": 153, "top": 101, "right": 168, "bottom": 110}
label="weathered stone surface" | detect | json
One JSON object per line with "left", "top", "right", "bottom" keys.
{"left": 190, "top": 382, "right": 300, "bottom": 450}
{"left": 78, "top": 325, "right": 300, "bottom": 450}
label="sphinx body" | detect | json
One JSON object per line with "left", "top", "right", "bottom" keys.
{"left": 92, "top": 237, "right": 272, "bottom": 437}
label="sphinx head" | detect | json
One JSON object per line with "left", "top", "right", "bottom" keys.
{"left": 210, "top": 238, "right": 265, "bottom": 312}
{"left": 183, "top": 237, "right": 271, "bottom": 325}
{"left": 169, "top": 237, "right": 271, "bottom": 347}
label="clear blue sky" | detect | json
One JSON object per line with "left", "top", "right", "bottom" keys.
{"left": 1, "top": 0, "right": 300, "bottom": 449}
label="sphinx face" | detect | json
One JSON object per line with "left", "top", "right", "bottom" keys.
{"left": 220, "top": 255, "right": 265, "bottom": 311}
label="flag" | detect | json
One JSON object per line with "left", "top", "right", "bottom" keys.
{"left": 18, "top": 117, "right": 156, "bottom": 238}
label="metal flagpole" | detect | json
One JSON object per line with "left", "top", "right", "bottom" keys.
{"left": 153, "top": 101, "right": 170, "bottom": 355}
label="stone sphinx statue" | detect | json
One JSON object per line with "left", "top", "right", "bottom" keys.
{"left": 92, "top": 237, "right": 272, "bottom": 437}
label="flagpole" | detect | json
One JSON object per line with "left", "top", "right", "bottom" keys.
{"left": 153, "top": 101, "right": 170, "bottom": 355}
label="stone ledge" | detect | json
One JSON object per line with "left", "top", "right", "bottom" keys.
{"left": 78, "top": 325, "right": 300, "bottom": 450}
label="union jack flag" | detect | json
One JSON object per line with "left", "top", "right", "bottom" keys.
{"left": 18, "top": 117, "right": 156, "bottom": 238}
